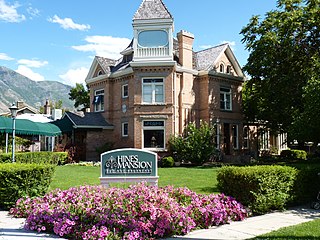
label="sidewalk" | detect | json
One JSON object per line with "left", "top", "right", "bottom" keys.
{"left": 167, "top": 206, "right": 320, "bottom": 240}
{"left": 0, "top": 206, "right": 319, "bottom": 240}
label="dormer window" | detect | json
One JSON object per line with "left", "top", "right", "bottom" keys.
{"left": 138, "top": 30, "right": 168, "bottom": 48}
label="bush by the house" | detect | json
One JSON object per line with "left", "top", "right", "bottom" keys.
{"left": 0, "top": 152, "right": 68, "bottom": 165}
{"left": 280, "top": 149, "right": 307, "bottom": 160}
{"left": 0, "top": 163, "right": 55, "bottom": 209}
{"left": 10, "top": 183, "right": 248, "bottom": 239}
{"left": 168, "top": 121, "right": 216, "bottom": 165}
{"left": 291, "top": 165, "right": 320, "bottom": 204}
{"left": 161, "top": 156, "right": 175, "bottom": 167}
{"left": 217, "top": 165, "right": 297, "bottom": 214}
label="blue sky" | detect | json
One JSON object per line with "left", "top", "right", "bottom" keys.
{"left": 0, "top": 0, "right": 277, "bottom": 86}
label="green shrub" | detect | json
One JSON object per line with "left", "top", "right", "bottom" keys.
{"left": 290, "top": 165, "right": 320, "bottom": 204}
{"left": 0, "top": 163, "right": 56, "bottom": 209}
{"left": 0, "top": 152, "right": 68, "bottom": 165}
{"left": 168, "top": 121, "right": 216, "bottom": 165}
{"left": 280, "top": 149, "right": 307, "bottom": 160}
{"left": 162, "top": 156, "right": 174, "bottom": 167}
{"left": 217, "top": 165, "right": 297, "bottom": 214}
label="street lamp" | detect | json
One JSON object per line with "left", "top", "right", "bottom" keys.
{"left": 9, "top": 103, "right": 18, "bottom": 163}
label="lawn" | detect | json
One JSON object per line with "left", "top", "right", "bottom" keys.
{"left": 253, "top": 219, "right": 320, "bottom": 239}
{"left": 49, "top": 165, "right": 219, "bottom": 194}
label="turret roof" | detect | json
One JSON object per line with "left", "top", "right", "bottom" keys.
{"left": 133, "top": 0, "right": 172, "bottom": 20}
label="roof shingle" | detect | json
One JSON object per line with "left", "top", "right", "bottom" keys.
{"left": 133, "top": 0, "right": 172, "bottom": 20}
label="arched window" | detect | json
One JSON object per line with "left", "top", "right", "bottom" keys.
{"left": 97, "top": 70, "right": 103, "bottom": 76}
{"left": 219, "top": 63, "right": 225, "bottom": 73}
{"left": 226, "top": 65, "right": 232, "bottom": 74}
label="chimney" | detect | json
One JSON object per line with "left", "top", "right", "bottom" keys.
{"left": 16, "top": 101, "right": 25, "bottom": 109}
{"left": 44, "top": 99, "right": 51, "bottom": 115}
{"left": 177, "top": 30, "right": 194, "bottom": 69}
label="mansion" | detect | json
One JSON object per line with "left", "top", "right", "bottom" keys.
{"left": 58, "top": 0, "right": 286, "bottom": 161}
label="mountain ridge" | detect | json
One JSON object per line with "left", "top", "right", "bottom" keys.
{"left": 0, "top": 66, "right": 75, "bottom": 113}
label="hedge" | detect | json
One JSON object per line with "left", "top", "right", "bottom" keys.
{"left": 0, "top": 163, "right": 56, "bottom": 209}
{"left": 0, "top": 152, "right": 68, "bottom": 165}
{"left": 217, "top": 165, "right": 298, "bottom": 214}
{"left": 280, "top": 149, "right": 307, "bottom": 160}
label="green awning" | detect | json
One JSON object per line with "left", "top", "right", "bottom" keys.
{"left": 0, "top": 116, "right": 61, "bottom": 136}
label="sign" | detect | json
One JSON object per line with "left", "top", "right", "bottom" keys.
{"left": 100, "top": 148, "right": 159, "bottom": 187}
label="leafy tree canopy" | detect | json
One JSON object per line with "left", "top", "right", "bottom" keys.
{"left": 241, "top": 0, "right": 320, "bottom": 143}
{"left": 68, "top": 83, "right": 90, "bottom": 111}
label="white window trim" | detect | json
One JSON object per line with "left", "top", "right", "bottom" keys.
{"left": 233, "top": 124, "right": 239, "bottom": 150}
{"left": 243, "top": 126, "right": 249, "bottom": 149}
{"left": 142, "top": 120, "right": 165, "bottom": 150}
{"left": 122, "top": 122, "right": 128, "bottom": 137}
{"left": 142, "top": 78, "right": 165, "bottom": 104}
{"left": 122, "top": 84, "right": 128, "bottom": 98}
{"left": 220, "top": 87, "right": 232, "bottom": 111}
{"left": 94, "top": 89, "right": 104, "bottom": 112}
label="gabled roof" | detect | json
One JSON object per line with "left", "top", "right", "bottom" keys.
{"left": 96, "top": 56, "right": 117, "bottom": 74}
{"left": 85, "top": 56, "right": 117, "bottom": 80}
{"left": 133, "top": 0, "right": 172, "bottom": 20}
{"left": 194, "top": 43, "right": 244, "bottom": 77}
{"left": 194, "top": 43, "right": 229, "bottom": 71}
{"left": 63, "top": 111, "right": 114, "bottom": 129}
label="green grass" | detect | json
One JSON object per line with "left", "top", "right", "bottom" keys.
{"left": 49, "top": 165, "right": 219, "bottom": 194}
{"left": 253, "top": 219, "right": 320, "bottom": 239}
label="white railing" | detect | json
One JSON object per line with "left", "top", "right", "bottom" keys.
{"left": 136, "top": 47, "right": 169, "bottom": 58}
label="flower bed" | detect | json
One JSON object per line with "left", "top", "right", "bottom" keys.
{"left": 10, "top": 183, "right": 247, "bottom": 239}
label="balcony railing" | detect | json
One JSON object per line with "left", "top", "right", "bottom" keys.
{"left": 136, "top": 47, "right": 169, "bottom": 58}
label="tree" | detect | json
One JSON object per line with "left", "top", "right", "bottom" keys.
{"left": 69, "top": 83, "right": 90, "bottom": 111}
{"left": 241, "top": 0, "right": 320, "bottom": 144}
{"left": 168, "top": 122, "right": 217, "bottom": 165}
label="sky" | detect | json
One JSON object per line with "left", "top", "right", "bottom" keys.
{"left": 0, "top": 0, "right": 278, "bottom": 87}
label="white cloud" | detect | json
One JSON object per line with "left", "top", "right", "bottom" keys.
{"left": 0, "top": 52, "right": 14, "bottom": 60}
{"left": 48, "top": 15, "right": 90, "bottom": 31}
{"left": 16, "top": 65, "right": 45, "bottom": 81}
{"left": 0, "top": 0, "right": 25, "bottom": 22}
{"left": 72, "top": 35, "right": 131, "bottom": 60}
{"left": 59, "top": 67, "right": 89, "bottom": 86}
{"left": 27, "top": 6, "right": 40, "bottom": 18}
{"left": 18, "top": 59, "right": 48, "bottom": 68}
{"left": 221, "top": 40, "right": 236, "bottom": 51}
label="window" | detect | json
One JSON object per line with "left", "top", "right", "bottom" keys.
{"left": 243, "top": 126, "right": 249, "bottom": 149}
{"left": 122, "top": 122, "right": 128, "bottom": 137}
{"left": 138, "top": 30, "right": 168, "bottom": 48}
{"left": 226, "top": 65, "right": 232, "bottom": 74}
{"left": 142, "top": 78, "right": 164, "bottom": 104}
{"left": 143, "top": 120, "right": 165, "bottom": 149}
{"left": 122, "top": 84, "right": 128, "bottom": 98}
{"left": 232, "top": 125, "right": 239, "bottom": 149}
{"left": 220, "top": 87, "right": 232, "bottom": 111}
{"left": 97, "top": 70, "right": 103, "bottom": 76}
{"left": 220, "top": 64, "right": 225, "bottom": 73}
{"left": 93, "top": 89, "right": 104, "bottom": 112}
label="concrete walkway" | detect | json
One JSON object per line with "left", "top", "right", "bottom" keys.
{"left": 0, "top": 206, "right": 319, "bottom": 240}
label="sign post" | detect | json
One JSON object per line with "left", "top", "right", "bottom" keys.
{"left": 100, "top": 148, "right": 159, "bottom": 187}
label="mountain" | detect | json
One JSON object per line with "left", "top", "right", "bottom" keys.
{"left": 0, "top": 66, "right": 75, "bottom": 113}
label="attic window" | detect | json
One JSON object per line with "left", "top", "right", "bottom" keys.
{"left": 97, "top": 70, "right": 103, "bottom": 76}
{"left": 226, "top": 65, "right": 232, "bottom": 74}
{"left": 219, "top": 64, "right": 225, "bottom": 73}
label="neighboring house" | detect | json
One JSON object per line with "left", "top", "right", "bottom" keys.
{"left": 0, "top": 101, "right": 38, "bottom": 117}
{"left": 53, "top": 111, "right": 114, "bottom": 161}
{"left": 81, "top": 0, "right": 253, "bottom": 162}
